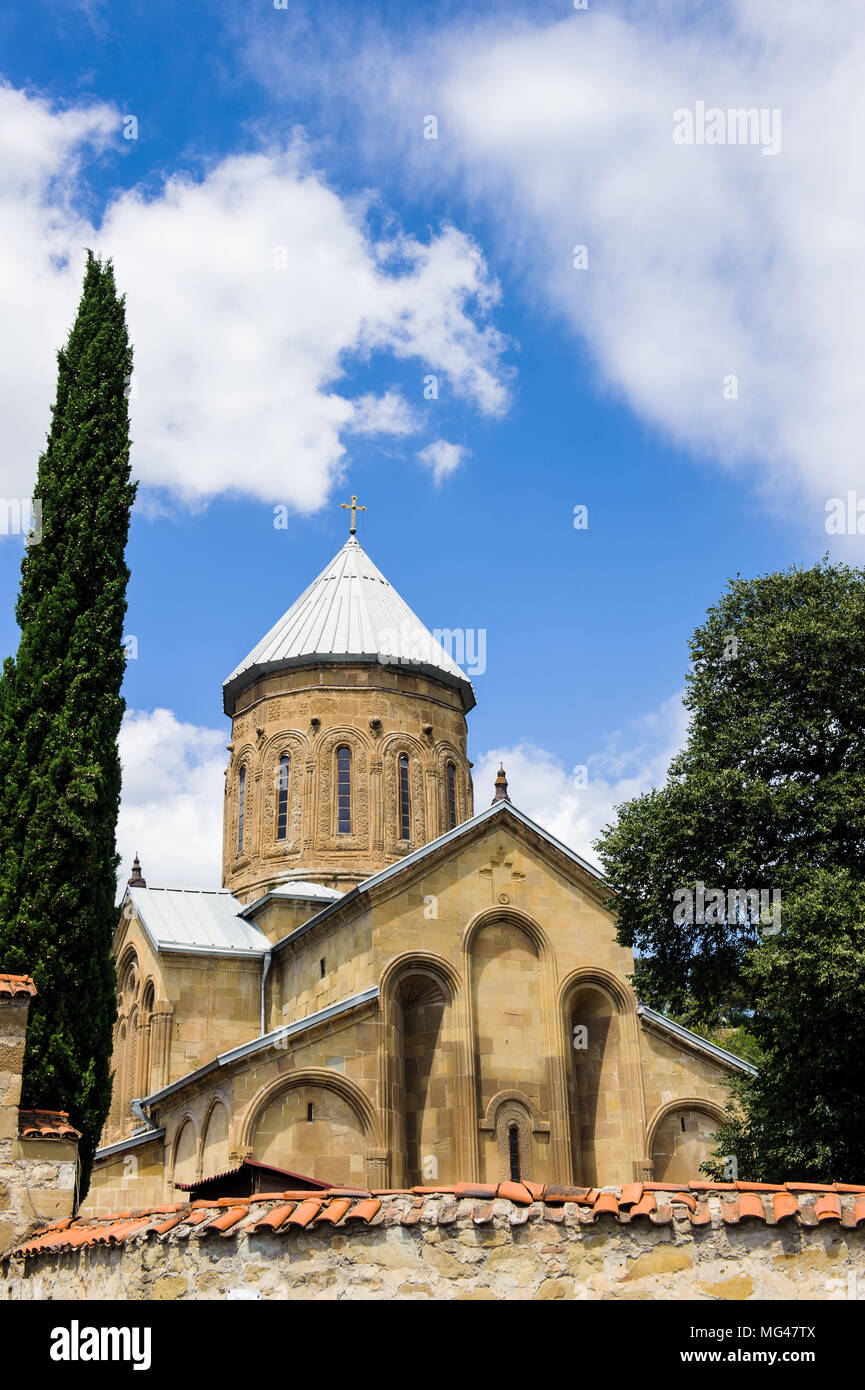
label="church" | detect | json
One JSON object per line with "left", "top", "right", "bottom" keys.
{"left": 85, "top": 505, "right": 752, "bottom": 1214}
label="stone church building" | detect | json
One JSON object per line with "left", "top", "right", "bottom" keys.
{"left": 86, "top": 522, "right": 751, "bottom": 1214}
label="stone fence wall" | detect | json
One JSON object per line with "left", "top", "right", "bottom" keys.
{"left": 3, "top": 1183, "right": 865, "bottom": 1300}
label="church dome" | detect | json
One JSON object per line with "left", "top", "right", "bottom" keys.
{"left": 223, "top": 537, "right": 475, "bottom": 716}
{"left": 220, "top": 531, "right": 475, "bottom": 900}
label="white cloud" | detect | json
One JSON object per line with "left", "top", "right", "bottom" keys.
{"left": 417, "top": 438, "right": 466, "bottom": 484}
{"left": 0, "top": 86, "right": 510, "bottom": 509}
{"left": 245, "top": 2, "right": 865, "bottom": 522}
{"left": 116, "top": 708, "right": 226, "bottom": 894}
{"left": 348, "top": 390, "right": 417, "bottom": 436}
{"left": 473, "top": 692, "right": 687, "bottom": 867}
{"left": 433, "top": 4, "right": 865, "bottom": 514}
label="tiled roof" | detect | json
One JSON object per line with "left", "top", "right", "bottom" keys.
{"left": 0, "top": 973, "right": 36, "bottom": 999}
{"left": 7, "top": 1181, "right": 865, "bottom": 1261}
{"left": 18, "top": 1110, "right": 81, "bottom": 1141}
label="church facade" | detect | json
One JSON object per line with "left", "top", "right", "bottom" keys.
{"left": 86, "top": 528, "right": 751, "bottom": 1214}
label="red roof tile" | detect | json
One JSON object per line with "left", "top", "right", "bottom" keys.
{"left": 0, "top": 973, "right": 36, "bottom": 1000}
{"left": 18, "top": 1111, "right": 81, "bottom": 1142}
{"left": 6, "top": 1180, "right": 865, "bottom": 1261}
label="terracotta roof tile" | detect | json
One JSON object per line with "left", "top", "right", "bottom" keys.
{"left": 315, "top": 1198, "right": 352, "bottom": 1226}
{"left": 249, "top": 1202, "right": 296, "bottom": 1233}
{"left": 496, "top": 1180, "right": 534, "bottom": 1206}
{"left": 286, "top": 1198, "right": 322, "bottom": 1229}
{"left": 629, "top": 1193, "right": 658, "bottom": 1219}
{"left": 343, "top": 1198, "right": 381, "bottom": 1224}
{"left": 18, "top": 1110, "right": 81, "bottom": 1141}
{"left": 772, "top": 1192, "right": 800, "bottom": 1223}
{"left": 203, "top": 1205, "right": 249, "bottom": 1235}
{"left": 0, "top": 973, "right": 36, "bottom": 999}
{"left": 619, "top": 1183, "right": 644, "bottom": 1208}
{"left": 736, "top": 1193, "right": 767, "bottom": 1222}
{"left": 592, "top": 1192, "right": 620, "bottom": 1218}
{"left": 6, "top": 1180, "right": 865, "bottom": 1262}
{"left": 453, "top": 1182, "right": 497, "bottom": 1200}
{"left": 814, "top": 1194, "right": 842, "bottom": 1222}
{"left": 843, "top": 1198, "right": 865, "bottom": 1229}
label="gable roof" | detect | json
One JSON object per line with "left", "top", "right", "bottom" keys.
{"left": 245, "top": 799, "right": 609, "bottom": 949}
{"left": 637, "top": 1005, "right": 756, "bottom": 1076}
{"left": 122, "top": 886, "right": 270, "bottom": 958}
{"left": 222, "top": 536, "right": 476, "bottom": 715}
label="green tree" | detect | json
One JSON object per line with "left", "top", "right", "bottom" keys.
{"left": 0, "top": 252, "right": 135, "bottom": 1194}
{"left": 704, "top": 870, "right": 865, "bottom": 1182}
{"left": 595, "top": 560, "right": 865, "bottom": 1178}
{"left": 596, "top": 559, "right": 865, "bottom": 1021}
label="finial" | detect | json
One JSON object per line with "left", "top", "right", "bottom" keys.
{"left": 491, "top": 764, "right": 511, "bottom": 804}
{"left": 128, "top": 853, "right": 146, "bottom": 888}
{"left": 340, "top": 494, "right": 367, "bottom": 535}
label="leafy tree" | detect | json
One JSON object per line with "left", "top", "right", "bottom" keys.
{"left": 596, "top": 560, "right": 865, "bottom": 1021}
{"left": 595, "top": 560, "right": 865, "bottom": 1178}
{"left": 703, "top": 870, "right": 865, "bottom": 1181}
{"left": 0, "top": 252, "right": 135, "bottom": 1194}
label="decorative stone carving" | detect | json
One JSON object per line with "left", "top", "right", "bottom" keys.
{"left": 479, "top": 845, "right": 527, "bottom": 904}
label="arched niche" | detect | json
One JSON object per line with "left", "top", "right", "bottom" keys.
{"left": 200, "top": 1098, "right": 231, "bottom": 1177}
{"left": 391, "top": 969, "right": 451, "bottom": 1186}
{"left": 467, "top": 912, "right": 548, "bottom": 1182}
{"left": 567, "top": 981, "right": 629, "bottom": 1186}
{"left": 173, "top": 1116, "right": 198, "bottom": 1186}
{"left": 648, "top": 1100, "right": 726, "bottom": 1183}
{"left": 246, "top": 1072, "right": 376, "bottom": 1189}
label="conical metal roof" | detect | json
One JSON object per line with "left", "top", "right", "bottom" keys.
{"left": 223, "top": 537, "right": 476, "bottom": 714}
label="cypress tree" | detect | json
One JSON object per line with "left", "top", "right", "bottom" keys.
{"left": 0, "top": 252, "right": 135, "bottom": 1194}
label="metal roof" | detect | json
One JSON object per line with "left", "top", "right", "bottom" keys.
{"left": 222, "top": 536, "right": 476, "bottom": 715}
{"left": 241, "top": 880, "right": 345, "bottom": 916}
{"left": 637, "top": 1005, "right": 757, "bottom": 1076}
{"left": 124, "top": 886, "right": 270, "bottom": 957}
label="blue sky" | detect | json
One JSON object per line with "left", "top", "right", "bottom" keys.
{"left": 0, "top": 0, "right": 861, "bottom": 887}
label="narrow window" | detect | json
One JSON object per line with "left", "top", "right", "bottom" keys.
{"left": 399, "top": 753, "right": 411, "bottom": 840}
{"left": 307, "top": 1103, "right": 314, "bottom": 1123}
{"left": 508, "top": 1122, "right": 521, "bottom": 1181}
{"left": 237, "top": 766, "right": 246, "bottom": 853}
{"left": 446, "top": 762, "right": 457, "bottom": 830}
{"left": 320, "top": 958, "right": 326, "bottom": 978}
{"left": 336, "top": 746, "right": 351, "bottom": 834}
{"left": 681, "top": 1115, "right": 686, "bottom": 1132}
{"left": 276, "top": 753, "right": 290, "bottom": 840}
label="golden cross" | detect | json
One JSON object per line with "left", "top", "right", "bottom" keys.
{"left": 341, "top": 494, "right": 366, "bottom": 535}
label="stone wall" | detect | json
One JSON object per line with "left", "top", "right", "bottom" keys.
{"left": 4, "top": 1187, "right": 865, "bottom": 1301}
{"left": 0, "top": 984, "right": 79, "bottom": 1250}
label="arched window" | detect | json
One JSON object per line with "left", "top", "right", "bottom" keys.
{"left": 398, "top": 753, "right": 411, "bottom": 840}
{"left": 276, "top": 754, "right": 290, "bottom": 840}
{"left": 508, "top": 1122, "right": 521, "bottom": 1181}
{"left": 336, "top": 746, "right": 352, "bottom": 834}
{"left": 237, "top": 766, "right": 246, "bottom": 852}
{"left": 446, "top": 762, "right": 457, "bottom": 830}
